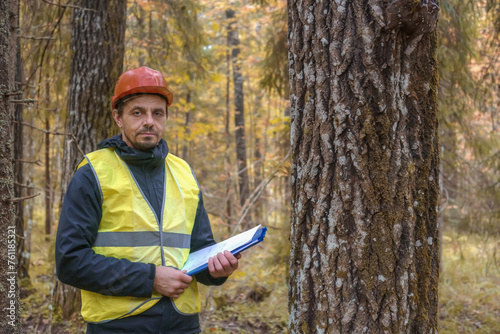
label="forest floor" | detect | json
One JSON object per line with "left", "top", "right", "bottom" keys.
{"left": 20, "top": 222, "right": 499, "bottom": 333}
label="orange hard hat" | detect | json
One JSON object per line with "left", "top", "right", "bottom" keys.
{"left": 111, "top": 67, "right": 174, "bottom": 109}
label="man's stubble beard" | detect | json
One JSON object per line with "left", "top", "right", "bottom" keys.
{"left": 124, "top": 127, "right": 160, "bottom": 151}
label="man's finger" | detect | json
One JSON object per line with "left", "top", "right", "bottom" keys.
{"left": 179, "top": 273, "right": 193, "bottom": 284}
{"left": 217, "top": 252, "right": 231, "bottom": 268}
{"left": 208, "top": 257, "right": 215, "bottom": 273}
{"left": 212, "top": 254, "right": 224, "bottom": 272}
{"left": 223, "top": 251, "right": 239, "bottom": 268}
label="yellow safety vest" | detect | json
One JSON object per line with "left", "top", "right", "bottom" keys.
{"left": 77, "top": 148, "right": 201, "bottom": 323}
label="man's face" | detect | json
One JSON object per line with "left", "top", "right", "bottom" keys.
{"left": 112, "top": 94, "right": 168, "bottom": 151}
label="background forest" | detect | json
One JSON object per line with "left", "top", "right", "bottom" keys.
{"left": 7, "top": 0, "right": 498, "bottom": 333}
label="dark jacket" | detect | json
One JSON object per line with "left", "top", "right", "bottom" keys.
{"left": 55, "top": 135, "right": 225, "bottom": 333}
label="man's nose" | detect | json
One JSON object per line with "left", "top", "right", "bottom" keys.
{"left": 143, "top": 112, "right": 154, "bottom": 126}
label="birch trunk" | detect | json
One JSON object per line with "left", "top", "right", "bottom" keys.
{"left": 288, "top": 1, "right": 440, "bottom": 333}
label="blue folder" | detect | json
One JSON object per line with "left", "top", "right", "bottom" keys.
{"left": 186, "top": 226, "right": 267, "bottom": 276}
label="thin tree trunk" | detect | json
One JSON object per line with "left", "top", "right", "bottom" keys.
{"left": 0, "top": 0, "right": 21, "bottom": 332}
{"left": 148, "top": 10, "right": 153, "bottom": 61}
{"left": 57, "top": 0, "right": 127, "bottom": 319}
{"left": 252, "top": 93, "right": 263, "bottom": 220}
{"left": 288, "top": 1, "right": 440, "bottom": 333}
{"left": 225, "top": 16, "right": 233, "bottom": 230}
{"left": 182, "top": 91, "right": 192, "bottom": 161}
{"left": 45, "top": 77, "right": 52, "bottom": 235}
{"left": 14, "top": 28, "right": 29, "bottom": 279}
{"left": 136, "top": 4, "right": 146, "bottom": 66}
{"left": 45, "top": 116, "right": 51, "bottom": 235}
{"left": 226, "top": 8, "right": 250, "bottom": 215}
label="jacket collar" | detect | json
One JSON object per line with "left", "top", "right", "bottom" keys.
{"left": 97, "top": 134, "right": 169, "bottom": 168}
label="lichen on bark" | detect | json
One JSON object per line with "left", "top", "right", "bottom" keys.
{"left": 289, "top": 0, "right": 440, "bottom": 332}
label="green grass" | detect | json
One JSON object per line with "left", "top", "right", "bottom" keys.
{"left": 439, "top": 232, "right": 500, "bottom": 334}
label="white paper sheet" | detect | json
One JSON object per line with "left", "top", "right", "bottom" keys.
{"left": 181, "top": 225, "right": 261, "bottom": 273}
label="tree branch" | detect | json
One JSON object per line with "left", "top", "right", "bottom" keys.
{"left": 14, "top": 159, "right": 42, "bottom": 166}
{"left": 41, "top": 0, "right": 98, "bottom": 12}
{"left": 6, "top": 193, "right": 41, "bottom": 203}
{"left": 14, "top": 121, "right": 86, "bottom": 156}
{"left": 231, "top": 149, "right": 291, "bottom": 236}
{"left": 14, "top": 181, "right": 36, "bottom": 189}
{"left": 10, "top": 98, "right": 37, "bottom": 104}
{"left": 19, "top": 35, "right": 56, "bottom": 40}
{"left": 15, "top": 121, "right": 70, "bottom": 136}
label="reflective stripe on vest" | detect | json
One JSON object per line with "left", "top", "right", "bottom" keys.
{"left": 93, "top": 231, "right": 191, "bottom": 248}
{"left": 77, "top": 148, "right": 201, "bottom": 323}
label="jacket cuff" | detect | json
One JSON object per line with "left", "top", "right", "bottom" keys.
{"left": 149, "top": 263, "right": 156, "bottom": 280}
{"left": 143, "top": 263, "right": 156, "bottom": 297}
{"left": 194, "top": 269, "right": 228, "bottom": 286}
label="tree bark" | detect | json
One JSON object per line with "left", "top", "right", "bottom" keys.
{"left": 225, "top": 39, "right": 233, "bottom": 230}
{"left": 45, "top": 77, "right": 52, "bottom": 235}
{"left": 14, "top": 26, "right": 29, "bottom": 279}
{"left": 57, "top": 0, "right": 127, "bottom": 319}
{"left": 226, "top": 8, "right": 250, "bottom": 213}
{"left": 182, "top": 91, "right": 192, "bottom": 161}
{"left": 288, "top": 1, "right": 440, "bottom": 333}
{"left": 61, "top": 0, "right": 126, "bottom": 195}
{"left": 0, "top": 0, "right": 21, "bottom": 332}
{"left": 44, "top": 116, "right": 51, "bottom": 235}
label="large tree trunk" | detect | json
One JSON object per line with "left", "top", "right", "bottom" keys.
{"left": 57, "top": 0, "right": 127, "bottom": 319}
{"left": 288, "top": 1, "right": 440, "bottom": 333}
{"left": 226, "top": 8, "right": 250, "bottom": 213}
{"left": 61, "top": 0, "right": 126, "bottom": 194}
{"left": 0, "top": 0, "right": 21, "bottom": 332}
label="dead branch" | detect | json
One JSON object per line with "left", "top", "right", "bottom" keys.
{"left": 14, "top": 121, "right": 86, "bottom": 156}
{"left": 14, "top": 159, "right": 42, "bottom": 166}
{"left": 6, "top": 192, "right": 41, "bottom": 203}
{"left": 14, "top": 181, "right": 36, "bottom": 189}
{"left": 231, "top": 149, "right": 291, "bottom": 236}
{"left": 68, "top": 138, "right": 86, "bottom": 157}
{"left": 14, "top": 121, "right": 70, "bottom": 136}
{"left": 42, "top": 0, "right": 98, "bottom": 12}
{"left": 10, "top": 98, "right": 38, "bottom": 104}
{"left": 19, "top": 35, "right": 56, "bottom": 40}
{"left": 4, "top": 90, "right": 23, "bottom": 96}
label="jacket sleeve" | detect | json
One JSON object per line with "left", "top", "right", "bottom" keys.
{"left": 191, "top": 192, "right": 228, "bottom": 286}
{"left": 55, "top": 165, "right": 156, "bottom": 298}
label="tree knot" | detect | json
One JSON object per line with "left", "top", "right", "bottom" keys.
{"left": 385, "top": 0, "right": 440, "bottom": 39}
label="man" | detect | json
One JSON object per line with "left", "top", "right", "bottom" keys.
{"left": 56, "top": 67, "right": 240, "bottom": 333}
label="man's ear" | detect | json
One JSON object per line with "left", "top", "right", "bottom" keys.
{"left": 112, "top": 110, "right": 122, "bottom": 128}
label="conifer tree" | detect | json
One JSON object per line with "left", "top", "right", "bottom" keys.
{"left": 0, "top": 0, "right": 21, "bottom": 332}
{"left": 288, "top": 1, "right": 440, "bottom": 332}
{"left": 56, "top": 0, "right": 127, "bottom": 319}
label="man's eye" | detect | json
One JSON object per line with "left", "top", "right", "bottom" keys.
{"left": 133, "top": 111, "right": 141, "bottom": 116}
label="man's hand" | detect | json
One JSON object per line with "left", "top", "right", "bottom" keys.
{"left": 153, "top": 266, "right": 192, "bottom": 299}
{"left": 208, "top": 251, "right": 242, "bottom": 278}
